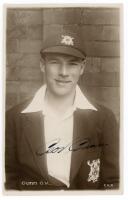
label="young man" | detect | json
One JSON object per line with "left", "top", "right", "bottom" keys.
{"left": 5, "top": 30, "right": 119, "bottom": 190}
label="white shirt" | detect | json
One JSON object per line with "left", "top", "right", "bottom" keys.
{"left": 21, "top": 85, "right": 97, "bottom": 187}
{"left": 44, "top": 114, "right": 73, "bottom": 187}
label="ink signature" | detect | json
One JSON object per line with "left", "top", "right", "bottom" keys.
{"left": 36, "top": 138, "right": 108, "bottom": 156}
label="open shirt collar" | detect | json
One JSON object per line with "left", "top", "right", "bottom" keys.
{"left": 21, "top": 84, "right": 97, "bottom": 113}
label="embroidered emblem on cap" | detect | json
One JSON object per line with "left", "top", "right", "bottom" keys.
{"left": 61, "top": 35, "right": 74, "bottom": 46}
{"left": 87, "top": 159, "right": 100, "bottom": 183}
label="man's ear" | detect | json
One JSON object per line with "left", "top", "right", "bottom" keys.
{"left": 40, "top": 57, "right": 45, "bottom": 73}
{"left": 80, "top": 59, "right": 86, "bottom": 75}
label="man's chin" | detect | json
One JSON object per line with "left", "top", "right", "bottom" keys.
{"left": 52, "top": 88, "right": 73, "bottom": 97}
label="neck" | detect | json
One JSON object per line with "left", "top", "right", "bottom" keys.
{"left": 45, "top": 88, "right": 76, "bottom": 115}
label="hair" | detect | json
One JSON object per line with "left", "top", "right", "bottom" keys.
{"left": 40, "top": 52, "right": 47, "bottom": 60}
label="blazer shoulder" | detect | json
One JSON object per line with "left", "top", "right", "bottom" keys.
{"left": 6, "top": 98, "right": 32, "bottom": 117}
{"left": 78, "top": 98, "right": 117, "bottom": 123}
{"left": 96, "top": 103, "right": 116, "bottom": 118}
{"left": 94, "top": 102, "right": 115, "bottom": 115}
{"left": 93, "top": 101, "right": 117, "bottom": 122}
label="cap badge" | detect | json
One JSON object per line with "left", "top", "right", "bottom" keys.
{"left": 61, "top": 35, "right": 74, "bottom": 46}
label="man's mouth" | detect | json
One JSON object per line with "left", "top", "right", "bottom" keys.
{"left": 55, "top": 79, "right": 71, "bottom": 84}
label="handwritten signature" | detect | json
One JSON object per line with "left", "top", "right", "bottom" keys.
{"left": 36, "top": 138, "right": 108, "bottom": 156}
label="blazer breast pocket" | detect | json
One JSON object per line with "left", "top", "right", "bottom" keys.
{"left": 76, "top": 146, "right": 102, "bottom": 189}
{"left": 77, "top": 154, "right": 101, "bottom": 189}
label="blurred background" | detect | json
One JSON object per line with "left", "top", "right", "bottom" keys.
{"left": 6, "top": 7, "right": 120, "bottom": 122}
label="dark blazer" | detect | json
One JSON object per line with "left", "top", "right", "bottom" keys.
{"left": 5, "top": 99, "right": 119, "bottom": 190}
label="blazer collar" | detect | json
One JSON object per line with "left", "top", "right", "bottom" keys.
{"left": 21, "top": 84, "right": 97, "bottom": 113}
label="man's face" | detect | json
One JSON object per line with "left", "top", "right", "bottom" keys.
{"left": 40, "top": 53, "right": 85, "bottom": 97}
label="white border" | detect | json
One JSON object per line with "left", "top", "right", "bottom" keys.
{"left": 0, "top": 0, "right": 128, "bottom": 199}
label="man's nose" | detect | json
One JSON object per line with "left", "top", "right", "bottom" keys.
{"left": 59, "top": 64, "right": 68, "bottom": 76}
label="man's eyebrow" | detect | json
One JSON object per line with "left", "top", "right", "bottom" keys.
{"left": 68, "top": 58, "right": 82, "bottom": 62}
{"left": 46, "top": 57, "right": 58, "bottom": 60}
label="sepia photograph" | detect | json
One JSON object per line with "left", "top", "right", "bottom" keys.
{"left": 4, "top": 4, "right": 121, "bottom": 193}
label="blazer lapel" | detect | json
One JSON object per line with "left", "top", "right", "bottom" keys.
{"left": 20, "top": 111, "right": 48, "bottom": 180}
{"left": 69, "top": 109, "right": 90, "bottom": 183}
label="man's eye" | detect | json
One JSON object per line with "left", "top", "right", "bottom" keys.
{"left": 51, "top": 61, "right": 57, "bottom": 64}
{"left": 69, "top": 62, "right": 78, "bottom": 66}
{"left": 49, "top": 60, "right": 58, "bottom": 64}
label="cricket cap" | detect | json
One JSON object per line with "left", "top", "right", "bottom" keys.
{"left": 40, "top": 29, "right": 86, "bottom": 59}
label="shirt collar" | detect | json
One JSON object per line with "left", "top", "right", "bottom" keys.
{"left": 21, "top": 84, "right": 97, "bottom": 113}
